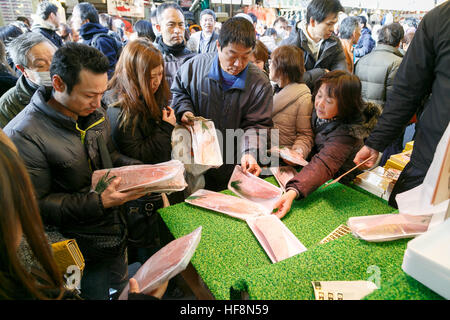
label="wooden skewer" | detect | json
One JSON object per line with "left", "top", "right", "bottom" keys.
{"left": 322, "top": 157, "right": 373, "bottom": 189}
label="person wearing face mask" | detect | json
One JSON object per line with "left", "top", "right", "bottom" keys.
{"left": 187, "top": 9, "right": 219, "bottom": 54}
{"left": 31, "top": 1, "right": 63, "bottom": 48}
{"left": 154, "top": 2, "right": 196, "bottom": 89}
{"left": 0, "top": 32, "right": 56, "bottom": 128}
{"left": 282, "top": 0, "right": 347, "bottom": 90}
{"left": 273, "top": 71, "right": 381, "bottom": 219}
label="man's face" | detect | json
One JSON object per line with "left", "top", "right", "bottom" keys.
{"left": 57, "top": 69, "right": 108, "bottom": 118}
{"left": 310, "top": 13, "right": 339, "bottom": 40}
{"left": 200, "top": 14, "right": 215, "bottom": 34}
{"left": 217, "top": 42, "right": 253, "bottom": 76}
{"left": 49, "top": 11, "right": 60, "bottom": 28}
{"left": 70, "top": 7, "right": 83, "bottom": 32}
{"left": 21, "top": 41, "right": 56, "bottom": 83}
{"left": 353, "top": 25, "right": 361, "bottom": 44}
{"left": 156, "top": 8, "right": 185, "bottom": 46}
{"left": 274, "top": 21, "right": 289, "bottom": 38}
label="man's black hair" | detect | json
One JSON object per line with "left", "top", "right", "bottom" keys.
{"left": 36, "top": 1, "right": 58, "bottom": 21}
{"left": 358, "top": 15, "right": 367, "bottom": 28}
{"left": 76, "top": 2, "right": 99, "bottom": 24}
{"left": 134, "top": 20, "right": 156, "bottom": 42}
{"left": 218, "top": 17, "right": 256, "bottom": 49}
{"left": 156, "top": 2, "right": 184, "bottom": 21}
{"left": 306, "top": 0, "right": 344, "bottom": 25}
{"left": 50, "top": 42, "right": 109, "bottom": 94}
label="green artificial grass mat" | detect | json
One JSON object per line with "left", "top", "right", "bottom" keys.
{"left": 158, "top": 178, "right": 443, "bottom": 300}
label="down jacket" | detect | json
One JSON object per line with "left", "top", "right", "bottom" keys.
{"left": 272, "top": 82, "right": 314, "bottom": 158}
{"left": 355, "top": 44, "right": 403, "bottom": 108}
{"left": 286, "top": 102, "right": 382, "bottom": 198}
{"left": 4, "top": 87, "right": 141, "bottom": 260}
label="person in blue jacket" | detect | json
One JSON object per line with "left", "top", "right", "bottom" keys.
{"left": 71, "top": 2, "right": 121, "bottom": 79}
{"left": 354, "top": 16, "right": 375, "bottom": 60}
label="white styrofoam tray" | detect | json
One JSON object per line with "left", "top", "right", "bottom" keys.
{"left": 401, "top": 218, "right": 450, "bottom": 299}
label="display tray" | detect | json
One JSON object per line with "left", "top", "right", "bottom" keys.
{"left": 402, "top": 218, "right": 450, "bottom": 299}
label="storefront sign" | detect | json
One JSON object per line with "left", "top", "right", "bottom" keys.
{"left": 107, "top": 0, "right": 145, "bottom": 18}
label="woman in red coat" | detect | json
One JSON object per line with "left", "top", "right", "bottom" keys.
{"left": 273, "top": 70, "right": 381, "bottom": 218}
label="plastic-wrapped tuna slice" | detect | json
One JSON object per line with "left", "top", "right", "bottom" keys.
{"left": 270, "top": 166, "right": 297, "bottom": 191}
{"left": 228, "top": 165, "right": 282, "bottom": 211}
{"left": 185, "top": 189, "right": 271, "bottom": 219}
{"left": 189, "top": 116, "right": 223, "bottom": 167}
{"left": 91, "top": 160, "right": 187, "bottom": 195}
{"left": 270, "top": 146, "right": 309, "bottom": 166}
{"left": 247, "top": 215, "right": 307, "bottom": 263}
{"left": 347, "top": 213, "right": 433, "bottom": 242}
{"left": 118, "top": 226, "right": 202, "bottom": 300}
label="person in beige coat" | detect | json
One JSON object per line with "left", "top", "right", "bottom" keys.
{"left": 269, "top": 45, "right": 314, "bottom": 161}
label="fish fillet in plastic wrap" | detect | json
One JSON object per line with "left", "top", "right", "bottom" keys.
{"left": 189, "top": 117, "right": 223, "bottom": 167}
{"left": 270, "top": 146, "right": 309, "bottom": 166}
{"left": 185, "top": 189, "right": 270, "bottom": 219}
{"left": 247, "top": 215, "right": 307, "bottom": 263}
{"left": 91, "top": 160, "right": 187, "bottom": 194}
{"left": 228, "top": 165, "right": 282, "bottom": 211}
{"left": 118, "top": 226, "right": 202, "bottom": 300}
{"left": 270, "top": 166, "right": 297, "bottom": 191}
{"left": 348, "top": 213, "right": 432, "bottom": 242}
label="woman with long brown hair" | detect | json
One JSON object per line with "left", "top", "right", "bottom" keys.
{"left": 106, "top": 38, "right": 176, "bottom": 163}
{"left": 0, "top": 129, "right": 67, "bottom": 300}
{"left": 105, "top": 38, "right": 179, "bottom": 267}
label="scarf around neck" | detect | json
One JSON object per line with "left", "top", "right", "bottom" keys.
{"left": 156, "top": 36, "right": 188, "bottom": 56}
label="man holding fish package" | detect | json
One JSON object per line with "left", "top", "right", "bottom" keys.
{"left": 171, "top": 16, "right": 273, "bottom": 192}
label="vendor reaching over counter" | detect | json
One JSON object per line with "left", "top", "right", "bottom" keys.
{"left": 274, "top": 70, "right": 381, "bottom": 219}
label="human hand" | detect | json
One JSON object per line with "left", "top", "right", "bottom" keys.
{"left": 100, "top": 177, "right": 146, "bottom": 209}
{"left": 162, "top": 106, "right": 177, "bottom": 126}
{"left": 241, "top": 154, "right": 261, "bottom": 176}
{"left": 181, "top": 111, "right": 195, "bottom": 126}
{"left": 353, "top": 145, "right": 379, "bottom": 170}
{"left": 129, "top": 278, "right": 168, "bottom": 300}
{"left": 273, "top": 189, "right": 297, "bottom": 219}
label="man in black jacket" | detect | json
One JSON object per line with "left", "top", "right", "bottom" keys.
{"left": 282, "top": 0, "right": 347, "bottom": 89}
{"left": 31, "top": 1, "right": 63, "bottom": 48}
{"left": 4, "top": 43, "right": 144, "bottom": 299}
{"left": 154, "top": 2, "right": 196, "bottom": 89}
{"left": 354, "top": 2, "right": 450, "bottom": 208}
{"left": 172, "top": 17, "right": 273, "bottom": 191}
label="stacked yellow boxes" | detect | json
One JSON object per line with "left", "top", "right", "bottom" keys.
{"left": 384, "top": 141, "right": 414, "bottom": 171}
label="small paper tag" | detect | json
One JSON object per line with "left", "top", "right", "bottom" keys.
{"left": 311, "top": 281, "right": 378, "bottom": 300}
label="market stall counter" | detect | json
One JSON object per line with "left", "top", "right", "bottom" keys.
{"left": 158, "top": 177, "right": 444, "bottom": 300}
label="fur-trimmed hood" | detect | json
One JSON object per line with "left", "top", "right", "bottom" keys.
{"left": 345, "top": 101, "right": 382, "bottom": 139}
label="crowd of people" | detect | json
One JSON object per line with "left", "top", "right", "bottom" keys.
{"left": 0, "top": 0, "right": 448, "bottom": 301}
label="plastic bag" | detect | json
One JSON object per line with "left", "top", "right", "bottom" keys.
{"left": 247, "top": 215, "right": 307, "bottom": 263}
{"left": 270, "top": 146, "right": 309, "bottom": 166}
{"left": 228, "top": 165, "right": 282, "bottom": 211}
{"left": 185, "top": 189, "right": 270, "bottom": 219}
{"left": 270, "top": 166, "right": 297, "bottom": 192}
{"left": 347, "top": 213, "right": 433, "bottom": 242}
{"left": 91, "top": 160, "right": 187, "bottom": 195}
{"left": 118, "top": 226, "right": 202, "bottom": 300}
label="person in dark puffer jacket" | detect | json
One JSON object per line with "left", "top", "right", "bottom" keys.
{"left": 71, "top": 2, "right": 121, "bottom": 79}
{"left": 273, "top": 71, "right": 381, "bottom": 219}
{"left": 4, "top": 43, "right": 145, "bottom": 300}
{"left": 31, "top": 1, "right": 63, "bottom": 48}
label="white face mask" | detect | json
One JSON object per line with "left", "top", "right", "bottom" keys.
{"left": 27, "top": 69, "right": 53, "bottom": 87}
